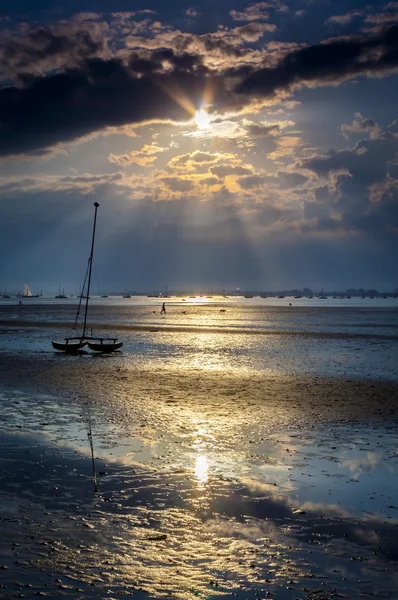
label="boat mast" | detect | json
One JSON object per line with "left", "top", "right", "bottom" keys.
{"left": 82, "top": 202, "right": 99, "bottom": 338}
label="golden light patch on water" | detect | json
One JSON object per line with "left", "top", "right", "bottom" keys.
{"left": 63, "top": 503, "right": 301, "bottom": 600}
{"left": 194, "top": 454, "right": 209, "bottom": 484}
{"left": 185, "top": 295, "right": 210, "bottom": 303}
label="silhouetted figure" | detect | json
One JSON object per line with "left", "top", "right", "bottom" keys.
{"left": 160, "top": 302, "right": 166, "bottom": 315}
{"left": 18, "top": 301, "right": 22, "bottom": 305}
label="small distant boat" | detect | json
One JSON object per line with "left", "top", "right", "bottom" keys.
{"left": 123, "top": 288, "right": 131, "bottom": 298}
{"left": 277, "top": 295, "right": 285, "bottom": 299}
{"left": 244, "top": 295, "right": 254, "bottom": 299}
{"left": 101, "top": 295, "right": 108, "bottom": 298}
{"left": 22, "top": 281, "right": 40, "bottom": 298}
{"left": 55, "top": 285, "right": 67, "bottom": 299}
{"left": 52, "top": 203, "right": 123, "bottom": 353}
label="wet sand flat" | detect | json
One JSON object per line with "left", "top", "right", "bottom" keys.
{"left": 1, "top": 300, "right": 398, "bottom": 599}
{"left": 1, "top": 346, "right": 398, "bottom": 599}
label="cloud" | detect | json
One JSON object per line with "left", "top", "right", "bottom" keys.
{"left": 243, "top": 120, "right": 281, "bottom": 137}
{"left": 230, "top": 1, "right": 288, "bottom": 22}
{"left": 238, "top": 174, "right": 271, "bottom": 189}
{"left": 160, "top": 176, "right": 195, "bottom": 192}
{"left": 235, "top": 24, "right": 398, "bottom": 99}
{"left": 325, "top": 11, "right": 364, "bottom": 26}
{"left": 340, "top": 112, "right": 382, "bottom": 140}
{"left": 302, "top": 130, "right": 398, "bottom": 184}
{"left": 0, "top": 56, "right": 224, "bottom": 157}
{"left": 2, "top": 21, "right": 398, "bottom": 158}
{"left": 301, "top": 124, "right": 398, "bottom": 236}
{"left": 168, "top": 151, "right": 237, "bottom": 172}
{"left": 230, "top": 3, "right": 271, "bottom": 22}
{"left": 0, "top": 172, "right": 125, "bottom": 196}
{"left": 210, "top": 164, "right": 253, "bottom": 178}
{"left": 0, "top": 19, "right": 108, "bottom": 81}
{"left": 108, "top": 143, "right": 168, "bottom": 166}
{"left": 185, "top": 8, "right": 199, "bottom": 18}
{"left": 365, "top": 11, "right": 398, "bottom": 25}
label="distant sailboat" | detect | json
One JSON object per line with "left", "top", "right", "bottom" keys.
{"left": 22, "top": 281, "right": 40, "bottom": 298}
{"left": 23, "top": 282, "right": 32, "bottom": 297}
{"left": 55, "top": 285, "right": 67, "bottom": 299}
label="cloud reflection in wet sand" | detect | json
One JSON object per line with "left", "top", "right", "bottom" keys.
{"left": 1, "top": 391, "right": 398, "bottom": 599}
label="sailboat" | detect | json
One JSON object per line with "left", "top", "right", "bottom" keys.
{"left": 52, "top": 203, "right": 123, "bottom": 353}
{"left": 55, "top": 285, "right": 67, "bottom": 299}
{"left": 22, "top": 281, "right": 40, "bottom": 298}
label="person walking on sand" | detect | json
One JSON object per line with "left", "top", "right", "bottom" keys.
{"left": 160, "top": 302, "right": 166, "bottom": 315}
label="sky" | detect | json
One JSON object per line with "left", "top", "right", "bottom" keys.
{"left": 1, "top": 0, "right": 398, "bottom": 293}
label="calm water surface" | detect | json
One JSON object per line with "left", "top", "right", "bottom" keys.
{"left": 1, "top": 296, "right": 397, "bottom": 379}
{"left": 0, "top": 297, "right": 398, "bottom": 599}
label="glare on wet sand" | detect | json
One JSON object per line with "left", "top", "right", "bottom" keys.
{"left": 0, "top": 301, "right": 398, "bottom": 598}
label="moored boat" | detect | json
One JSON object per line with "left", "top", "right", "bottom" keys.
{"left": 52, "top": 202, "right": 123, "bottom": 353}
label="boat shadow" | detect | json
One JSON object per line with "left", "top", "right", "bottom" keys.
{"left": 90, "top": 351, "right": 123, "bottom": 358}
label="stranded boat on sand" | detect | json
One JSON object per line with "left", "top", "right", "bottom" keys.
{"left": 52, "top": 202, "right": 123, "bottom": 353}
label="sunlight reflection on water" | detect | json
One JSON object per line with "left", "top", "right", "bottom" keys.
{"left": 194, "top": 455, "right": 209, "bottom": 485}
{"left": 1, "top": 389, "right": 398, "bottom": 599}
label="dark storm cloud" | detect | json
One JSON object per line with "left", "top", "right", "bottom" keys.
{"left": 0, "top": 24, "right": 107, "bottom": 80}
{"left": 2, "top": 23, "right": 398, "bottom": 157}
{"left": 0, "top": 56, "right": 217, "bottom": 157}
{"left": 235, "top": 24, "right": 398, "bottom": 98}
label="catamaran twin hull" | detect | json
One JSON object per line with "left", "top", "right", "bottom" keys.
{"left": 52, "top": 339, "right": 87, "bottom": 352}
{"left": 52, "top": 337, "right": 123, "bottom": 353}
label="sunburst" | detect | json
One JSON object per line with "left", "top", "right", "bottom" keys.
{"left": 194, "top": 109, "right": 210, "bottom": 129}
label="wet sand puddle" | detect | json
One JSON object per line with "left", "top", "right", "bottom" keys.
{"left": 1, "top": 390, "right": 398, "bottom": 599}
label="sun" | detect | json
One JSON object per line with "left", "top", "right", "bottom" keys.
{"left": 194, "top": 109, "right": 210, "bottom": 130}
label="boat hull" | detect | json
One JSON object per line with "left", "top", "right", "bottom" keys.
{"left": 52, "top": 340, "right": 87, "bottom": 352}
{"left": 87, "top": 340, "right": 123, "bottom": 352}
